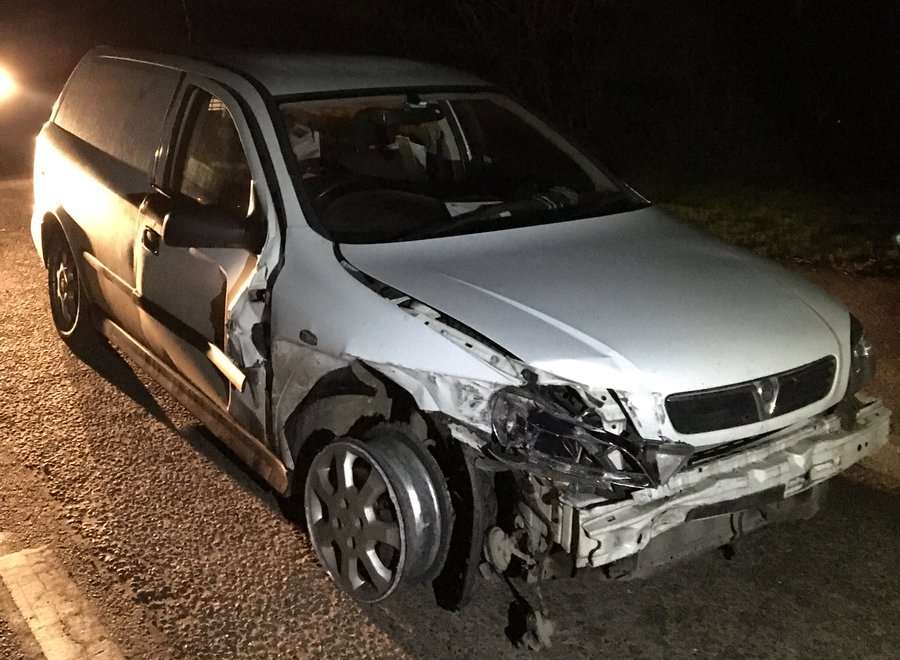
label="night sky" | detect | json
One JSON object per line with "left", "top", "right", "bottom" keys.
{"left": 1, "top": 1, "right": 898, "bottom": 192}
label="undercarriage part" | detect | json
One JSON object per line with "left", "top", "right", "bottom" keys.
{"left": 537, "top": 549, "right": 577, "bottom": 581}
{"left": 501, "top": 474, "right": 569, "bottom": 582}
{"left": 304, "top": 433, "right": 448, "bottom": 603}
{"left": 478, "top": 516, "right": 556, "bottom": 650}
{"left": 481, "top": 507, "right": 567, "bottom": 649}
{"left": 483, "top": 526, "right": 536, "bottom": 575}
{"left": 484, "top": 527, "right": 515, "bottom": 573}
{"left": 502, "top": 576, "right": 555, "bottom": 651}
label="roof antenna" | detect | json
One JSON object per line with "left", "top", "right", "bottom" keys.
{"left": 180, "top": 0, "right": 195, "bottom": 46}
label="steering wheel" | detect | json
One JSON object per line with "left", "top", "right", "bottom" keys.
{"left": 313, "top": 177, "right": 373, "bottom": 209}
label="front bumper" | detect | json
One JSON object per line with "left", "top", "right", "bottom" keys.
{"left": 547, "top": 397, "right": 890, "bottom": 569}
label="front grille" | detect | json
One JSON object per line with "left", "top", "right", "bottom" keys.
{"left": 666, "top": 356, "right": 837, "bottom": 434}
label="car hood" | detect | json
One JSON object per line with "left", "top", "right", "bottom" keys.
{"left": 341, "top": 207, "right": 848, "bottom": 396}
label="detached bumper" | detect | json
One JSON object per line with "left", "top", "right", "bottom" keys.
{"left": 556, "top": 397, "right": 890, "bottom": 569}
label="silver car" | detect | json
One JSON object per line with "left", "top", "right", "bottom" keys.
{"left": 32, "top": 47, "right": 888, "bottom": 624}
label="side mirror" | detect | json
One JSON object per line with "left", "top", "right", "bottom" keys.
{"left": 162, "top": 205, "right": 265, "bottom": 253}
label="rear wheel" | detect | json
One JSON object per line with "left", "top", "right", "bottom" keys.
{"left": 304, "top": 434, "right": 447, "bottom": 603}
{"left": 47, "top": 235, "right": 96, "bottom": 347}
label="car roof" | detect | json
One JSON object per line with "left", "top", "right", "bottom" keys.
{"left": 91, "top": 47, "right": 491, "bottom": 97}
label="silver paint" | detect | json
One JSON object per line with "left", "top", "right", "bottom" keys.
{"left": 342, "top": 207, "right": 852, "bottom": 446}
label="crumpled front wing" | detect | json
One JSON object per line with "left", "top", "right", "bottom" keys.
{"left": 549, "top": 397, "right": 890, "bottom": 569}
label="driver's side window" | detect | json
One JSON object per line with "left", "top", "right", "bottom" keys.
{"left": 173, "top": 90, "right": 252, "bottom": 218}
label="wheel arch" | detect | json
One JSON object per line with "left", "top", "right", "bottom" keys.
{"left": 39, "top": 211, "right": 66, "bottom": 265}
{"left": 39, "top": 208, "right": 85, "bottom": 268}
{"left": 283, "top": 360, "right": 425, "bottom": 488}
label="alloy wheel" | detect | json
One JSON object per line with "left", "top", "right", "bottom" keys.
{"left": 49, "top": 243, "right": 80, "bottom": 334}
{"left": 305, "top": 436, "right": 445, "bottom": 602}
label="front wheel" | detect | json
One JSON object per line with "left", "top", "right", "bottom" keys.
{"left": 47, "top": 235, "right": 96, "bottom": 348}
{"left": 304, "top": 434, "right": 448, "bottom": 603}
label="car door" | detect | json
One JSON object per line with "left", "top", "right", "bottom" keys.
{"left": 134, "top": 79, "right": 266, "bottom": 414}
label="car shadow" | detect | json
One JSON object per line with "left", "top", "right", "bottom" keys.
{"left": 69, "top": 336, "right": 176, "bottom": 432}
{"left": 178, "top": 422, "right": 283, "bottom": 514}
{"left": 68, "top": 334, "right": 282, "bottom": 513}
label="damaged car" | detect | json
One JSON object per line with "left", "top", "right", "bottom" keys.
{"left": 33, "top": 47, "right": 890, "bottom": 639}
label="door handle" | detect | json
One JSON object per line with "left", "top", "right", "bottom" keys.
{"left": 142, "top": 226, "right": 161, "bottom": 255}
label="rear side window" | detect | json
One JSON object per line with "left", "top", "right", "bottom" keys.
{"left": 56, "top": 57, "right": 179, "bottom": 175}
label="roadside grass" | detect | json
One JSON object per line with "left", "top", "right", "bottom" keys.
{"left": 660, "top": 187, "right": 900, "bottom": 274}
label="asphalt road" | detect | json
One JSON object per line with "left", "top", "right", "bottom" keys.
{"left": 1, "top": 178, "right": 898, "bottom": 659}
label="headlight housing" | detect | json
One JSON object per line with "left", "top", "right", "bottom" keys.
{"left": 848, "top": 314, "right": 876, "bottom": 395}
{"left": 490, "top": 386, "right": 692, "bottom": 494}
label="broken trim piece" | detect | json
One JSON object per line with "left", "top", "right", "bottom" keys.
{"left": 206, "top": 343, "right": 246, "bottom": 391}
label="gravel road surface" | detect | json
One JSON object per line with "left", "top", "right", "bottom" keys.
{"left": 1, "top": 178, "right": 898, "bottom": 658}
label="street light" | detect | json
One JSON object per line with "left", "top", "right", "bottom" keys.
{"left": 0, "top": 67, "right": 17, "bottom": 103}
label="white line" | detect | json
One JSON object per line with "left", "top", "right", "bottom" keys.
{"left": 0, "top": 545, "right": 123, "bottom": 659}
{"left": 0, "top": 581, "right": 43, "bottom": 659}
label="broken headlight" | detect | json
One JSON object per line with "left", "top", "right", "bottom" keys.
{"left": 490, "top": 386, "right": 692, "bottom": 492}
{"left": 848, "top": 314, "right": 876, "bottom": 394}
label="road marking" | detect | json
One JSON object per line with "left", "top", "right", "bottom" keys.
{"left": 0, "top": 544, "right": 123, "bottom": 659}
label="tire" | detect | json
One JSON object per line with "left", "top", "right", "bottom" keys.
{"left": 304, "top": 434, "right": 449, "bottom": 603}
{"left": 46, "top": 233, "right": 97, "bottom": 349}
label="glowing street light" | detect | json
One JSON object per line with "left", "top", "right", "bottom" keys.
{"left": 0, "top": 67, "right": 17, "bottom": 102}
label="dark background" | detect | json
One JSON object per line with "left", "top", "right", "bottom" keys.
{"left": 1, "top": 0, "right": 898, "bottom": 199}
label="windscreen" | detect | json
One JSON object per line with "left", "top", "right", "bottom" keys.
{"left": 279, "top": 92, "right": 646, "bottom": 243}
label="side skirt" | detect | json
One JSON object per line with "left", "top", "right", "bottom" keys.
{"left": 98, "top": 317, "right": 290, "bottom": 494}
